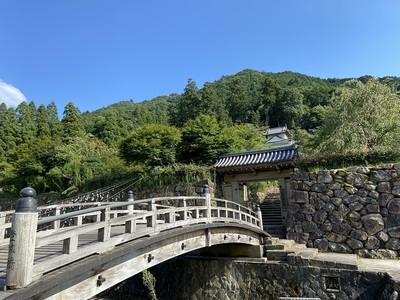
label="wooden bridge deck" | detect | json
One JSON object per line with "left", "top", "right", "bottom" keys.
{"left": 0, "top": 193, "right": 265, "bottom": 299}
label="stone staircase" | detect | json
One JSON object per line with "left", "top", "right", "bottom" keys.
{"left": 260, "top": 198, "right": 286, "bottom": 238}
{"left": 264, "top": 238, "right": 318, "bottom": 262}
{"left": 264, "top": 238, "right": 359, "bottom": 270}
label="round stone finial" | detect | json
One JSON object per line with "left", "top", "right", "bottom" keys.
{"left": 20, "top": 187, "right": 37, "bottom": 198}
{"left": 127, "top": 191, "right": 134, "bottom": 201}
{"left": 16, "top": 187, "right": 38, "bottom": 213}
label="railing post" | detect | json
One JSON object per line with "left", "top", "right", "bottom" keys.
{"left": 0, "top": 212, "right": 6, "bottom": 242}
{"left": 125, "top": 191, "right": 135, "bottom": 233}
{"left": 5, "top": 187, "right": 38, "bottom": 290}
{"left": 204, "top": 185, "right": 211, "bottom": 223}
{"left": 98, "top": 207, "right": 111, "bottom": 242}
{"left": 127, "top": 191, "right": 134, "bottom": 214}
{"left": 256, "top": 204, "right": 264, "bottom": 231}
{"left": 147, "top": 199, "right": 156, "bottom": 229}
{"left": 51, "top": 207, "right": 61, "bottom": 230}
{"left": 179, "top": 198, "right": 187, "bottom": 220}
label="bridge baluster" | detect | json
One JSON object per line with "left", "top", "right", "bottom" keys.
{"left": 5, "top": 187, "right": 38, "bottom": 290}
{"left": 125, "top": 191, "right": 135, "bottom": 233}
{"left": 0, "top": 212, "right": 6, "bottom": 242}
{"left": 146, "top": 200, "right": 157, "bottom": 229}
{"left": 98, "top": 207, "right": 111, "bottom": 242}
{"left": 63, "top": 216, "right": 82, "bottom": 254}
{"left": 51, "top": 207, "right": 61, "bottom": 230}
{"left": 179, "top": 198, "right": 187, "bottom": 221}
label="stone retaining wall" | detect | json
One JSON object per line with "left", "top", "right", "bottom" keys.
{"left": 288, "top": 164, "right": 400, "bottom": 258}
{"left": 98, "top": 257, "right": 399, "bottom": 300}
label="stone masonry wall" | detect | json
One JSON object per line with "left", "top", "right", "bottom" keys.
{"left": 288, "top": 164, "right": 400, "bottom": 258}
{"left": 99, "top": 257, "right": 399, "bottom": 300}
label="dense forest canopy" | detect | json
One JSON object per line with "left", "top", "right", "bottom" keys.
{"left": 1, "top": 69, "right": 400, "bottom": 197}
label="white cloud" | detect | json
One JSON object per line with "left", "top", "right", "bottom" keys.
{"left": 0, "top": 80, "right": 27, "bottom": 107}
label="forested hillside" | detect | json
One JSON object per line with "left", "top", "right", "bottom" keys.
{"left": 1, "top": 69, "right": 400, "bottom": 199}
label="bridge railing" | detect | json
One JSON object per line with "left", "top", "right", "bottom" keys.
{"left": 4, "top": 186, "right": 263, "bottom": 289}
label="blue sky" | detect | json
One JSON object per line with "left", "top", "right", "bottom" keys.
{"left": 1, "top": 1, "right": 400, "bottom": 114}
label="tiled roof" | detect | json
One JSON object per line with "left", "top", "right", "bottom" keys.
{"left": 214, "top": 143, "right": 297, "bottom": 170}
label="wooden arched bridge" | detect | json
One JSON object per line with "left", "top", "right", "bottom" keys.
{"left": 0, "top": 184, "right": 267, "bottom": 299}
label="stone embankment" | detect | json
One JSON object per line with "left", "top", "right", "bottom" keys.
{"left": 288, "top": 164, "right": 400, "bottom": 258}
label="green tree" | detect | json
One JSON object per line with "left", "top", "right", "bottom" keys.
{"left": 2, "top": 106, "right": 20, "bottom": 151}
{"left": 199, "top": 82, "right": 230, "bottom": 122}
{"left": 226, "top": 77, "right": 252, "bottom": 124}
{"left": 314, "top": 79, "right": 400, "bottom": 153}
{"left": 36, "top": 104, "right": 51, "bottom": 138}
{"left": 61, "top": 102, "right": 85, "bottom": 142}
{"left": 231, "top": 124, "right": 267, "bottom": 151}
{"left": 169, "top": 79, "right": 200, "bottom": 127}
{"left": 49, "top": 135, "right": 122, "bottom": 193}
{"left": 47, "top": 101, "right": 62, "bottom": 138}
{"left": 16, "top": 101, "right": 37, "bottom": 143}
{"left": 259, "top": 77, "right": 283, "bottom": 126}
{"left": 119, "top": 124, "right": 181, "bottom": 166}
{"left": 178, "top": 115, "right": 240, "bottom": 164}
{"left": 270, "top": 88, "right": 306, "bottom": 129}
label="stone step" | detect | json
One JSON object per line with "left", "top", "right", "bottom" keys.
{"left": 287, "top": 248, "right": 319, "bottom": 264}
{"left": 265, "top": 239, "right": 310, "bottom": 261}
{"left": 266, "top": 249, "right": 292, "bottom": 261}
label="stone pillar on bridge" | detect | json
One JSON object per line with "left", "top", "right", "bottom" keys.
{"left": 5, "top": 187, "right": 38, "bottom": 290}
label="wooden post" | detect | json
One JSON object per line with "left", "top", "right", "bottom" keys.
{"left": 147, "top": 200, "right": 156, "bottom": 229}
{"left": 125, "top": 191, "right": 135, "bottom": 233}
{"left": 179, "top": 198, "right": 187, "bottom": 220}
{"left": 0, "top": 212, "right": 6, "bottom": 242}
{"left": 51, "top": 207, "right": 61, "bottom": 230}
{"left": 63, "top": 216, "right": 82, "bottom": 254}
{"left": 5, "top": 187, "right": 38, "bottom": 289}
{"left": 98, "top": 207, "right": 111, "bottom": 242}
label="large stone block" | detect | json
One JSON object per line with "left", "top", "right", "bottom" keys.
{"left": 386, "top": 238, "right": 400, "bottom": 251}
{"left": 388, "top": 226, "right": 400, "bottom": 238}
{"left": 370, "top": 170, "right": 392, "bottom": 182}
{"left": 361, "top": 214, "right": 385, "bottom": 235}
{"left": 387, "top": 214, "right": 400, "bottom": 228}
{"left": 328, "top": 211, "right": 343, "bottom": 224}
{"left": 365, "top": 236, "right": 380, "bottom": 249}
{"left": 392, "top": 186, "right": 400, "bottom": 197}
{"left": 346, "top": 238, "right": 364, "bottom": 250}
{"left": 348, "top": 201, "right": 364, "bottom": 211}
{"left": 376, "top": 249, "right": 398, "bottom": 258}
{"left": 347, "top": 211, "right": 361, "bottom": 222}
{"left": 317, "top": 170, "right": 333, "bottom": 183}
{"left": 314, "top": 210, "right": 328, "bottom": 224}
{"left": 328, "top": 242, "right": 353, "bottom": 253}
{"left": 310, "top": 183, "right": 326, "bottom": 193}
{"left": 326, "top": 232, "right": 347, "bottom": 243}
{"left": 377, "top": 182, "right": 391, "bottom": 193}
{"left": 292, "top": 190, "right": 309, "bottom": 203}
{"left": 302, "top": 221, "right": 318, "bottom": 233}
{"left": 346, "top": 173, "right": 369, "bottom": 188}
{"left": 314, "top": 238, "right": 329, "bottom": 251}
{"left": 300, "top": 204, "right": 316, "bottom": 214}
{"left": 376, "top": 231, "right": 389, "bottom": 242}
{"left": 350, "top": 229, "right": 368, "bottom": 241}
{"left": 379, "top": 193, "right": 394, "bottom": 207}
{"left": 332, "top": 223, "right": 352, "bottom": 235}
{"left": 388, "top": 198, "right": 400, "bottom": 214}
